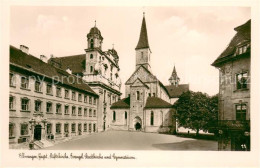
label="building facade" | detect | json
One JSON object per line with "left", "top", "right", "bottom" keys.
{"left": 110, "top": 14, "right": 189, "bottom": 133}
{"left": 49, "top": 25, "right": 122, "bottom": 132}
{"left": 212, "top": 20, "right": 251, "bottom": 151}
{"left": 9, "top": 45, "right": 98, "bottom": 148}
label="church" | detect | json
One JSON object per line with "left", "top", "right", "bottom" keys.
{"left": 110, "top": 14, "right": 189, "bottom": 133}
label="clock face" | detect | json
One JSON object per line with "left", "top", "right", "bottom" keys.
{"left": 225, "top": 65, "right": 231, "bottom": 74}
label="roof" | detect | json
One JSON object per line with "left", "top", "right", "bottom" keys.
{"left": 135, "top": 16, "right": 150, "bottom": 50}
{"left": 110, "top": 97, "right": 130, "bottom": 109}
{"left": 87, "top": 26, "right": 103, "bottom": 40}
{"left": 165, "top": 84, "right": 189, "bottom": 98}
{"left": 144, "top": 97, "right": 173, "bottom": 109}
{"left": 49, "top": 54, "right": 86, "bottom": 75}
{"left": 10, "top": 45, "right": 98, "bottom": 96}
{"left": 212, "top": 20, "right": 251, "bottom": 67}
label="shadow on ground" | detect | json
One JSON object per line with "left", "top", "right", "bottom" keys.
{"left": 152, "top": 139, "right": 218, "bottom": 151}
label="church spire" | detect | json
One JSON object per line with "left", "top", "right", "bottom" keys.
{"left": 135, "top": 14, "right": 150, "bottom": 50}
{"left": 169, "top": 65, "right": 180, "bottom": 86}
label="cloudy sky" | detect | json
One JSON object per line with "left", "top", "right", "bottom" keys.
{"left": 10, "top": 6, "right": 250, "bottom": 96}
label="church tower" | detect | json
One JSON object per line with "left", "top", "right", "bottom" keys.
{"left": 169, "top": 65, "right": 180, "bottom": 86}
{"left": 135, "top": 13, "right": 151, "bottom": 71}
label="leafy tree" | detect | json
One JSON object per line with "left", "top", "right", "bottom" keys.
{"left": 174, "top": 91, "right": 218, "bottom": 135}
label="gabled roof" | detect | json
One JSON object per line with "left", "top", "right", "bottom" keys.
{"left": 49, "top": 54, "right": 85, "bottom": 75}
{"left": 10, "top": 45, "right": 98, "bottom": 96}
{"left": 135, "top": 15, "right": 150, "bottom": 50}
{"left": 212, "top": 20, "right": 251, "bottom": 67}
{"left": 110, "top": 97, "right": 130, "bottom": 109}
{"left": 165, "top": 84, "right": 189, "bottom": 98}
{"left": 144, "top": 97, "right": 173, "bottom": 109}
{"left": 131, "top": 78, "right": 149, "bottom": 88}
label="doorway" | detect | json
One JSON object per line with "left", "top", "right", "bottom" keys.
{"left": 135, "top": 122, "right": 141, "bottom": 130}
{"left": 34, "top": 125, "right": 42, "bottom": 140}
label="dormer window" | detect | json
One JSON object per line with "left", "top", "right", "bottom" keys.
{"left": 236, "top": 43, "right": 249, "bottom": 55}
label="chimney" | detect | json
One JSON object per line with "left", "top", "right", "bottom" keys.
{"left": 40, "top": 55, "right": 48, "bottom": 63}
{"left": 66, "top": 68, "right": 72, "bottom": 74}
{"left": 20, "top": 45, "right": 29, "bottom": 55}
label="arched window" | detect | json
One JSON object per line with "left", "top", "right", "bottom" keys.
{"left": 125, "top": 111, "right": 127, "bottom": 119}
{"left": 90, "top": 39, "right": 94, "bottom": 48}
{"left": 113, "top": 111, "right": 116, "bottom": 121}
{"left": 90, "top": 54, "right": 93, "bottom": 59}
{"left": 150, "top": 111, "right": 154, "bottom": 126}
{"left": 141, "top": 52, "right": 144, "bottom": 59}
{"left": 90, "top": 66, "right": 93, "bottom": 72}
{"left": 136, "top": 91, "right": 140, "bottom": 100}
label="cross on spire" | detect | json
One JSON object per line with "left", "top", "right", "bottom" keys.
{"left": 112, "top": 43, "right": 114, "bottom": 49}
{"left": 94, "top": 20, "right": 96, "bottom": 27}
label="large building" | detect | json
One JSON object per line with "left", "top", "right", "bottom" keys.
{"left": 212, "top": 20, "right": 251, "bottom": 151}
{"left": 49, "top": 24, "right": 122, "bottom": 132}
{"left": 109, "top": 14, "right": 189, "bottom": 133}
{"left": 9, "top": 45, "right": 99, "bottom": 148}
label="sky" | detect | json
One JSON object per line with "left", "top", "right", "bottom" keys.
{"left": 10, "top": 6, "right": 250, "bottom": 96}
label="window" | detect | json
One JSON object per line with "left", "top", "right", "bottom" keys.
{"left": 65, "top": 105, "right": 69, "bottom": 115}
{"left": 90, "top": 39, "right": 94, "bottom": 48}
{"left": 9, "top": 96, "right": 15, "bottom": 110}
{"left": 113, "top": 111, "right": 116, "bottom": 121}
{"left": 35, "top": 81, "right": 42, "bottom": 92}
{"left": 84, "top": 108, "right": 88, "bottom": 116}
{"left": 9, "top": 123, "right": 15, "bottom": 137}
{"left": 136, "top": 91, "right": 140, "bottom": 100}
{"left": 78, "top": 94, "right": 82, "bottom": 102}
{"left": 10, "top": 73, "right": 15, "bottom": 86}
{"left": 56, "top": 87, "right": 61, "bottom": 97}
{"left": 64, "top": 124, "right": 69, "bottom": 133}
{"left": 78, "top": 107, "right": 82, "bottom": 116}
{"left": 71, "top": 123, "right": 76, "bottom": 132}
{"left": 90, "top": 66, "right": 93, "bottom": 73}
{"left": 84, "top": 95, "right": 87, "bottom": 103}
{"left": 236, "top": 72, "right": 248, "bottom": 90}
{"left": 141, "top": 51, "right": 144, "bottom": 58}
{"left": 109, "top": 95, "right": 112, "bottom": 105}
{"left": 89, "top": 96, "right": 92, "bottom": 104}
{"left": 20, "top": 123, "right": 28, "bottom": 135}
{"left": 238, "top": 45, "right": 247, "bottom": 55}
{"left": 46, "top": 84, "right": 53, "bottom": 95}
{"left": 236, "top": 104, "right": 247, "bottom": 120}
{"left": 89, "top": 123, "right": 92, "bottom": 132}
{"left": 72, "top": 91, "right": 76, "bottom": 100}
{"left": 21, "top": 98, "right": 29, "bottom": 111}
{"left": 110, "top": 73, "right": 112, "bottom": 80}
{"left": 56, "top": 123, "right": 61, "bottom": 133}
{"left": 153, "top": 93, "right": 155, "bottom": 97}
{"left": 93, "top": 110, "right": 96, "bottom": 117}
{"left": 47, "top": 124, "right": 52, "bottom": 134}
{"left": 72, "top": 106, "right": 76, "bottom": 115}
{"left": 21, "top": 76, "right": 29, "bottom": 89}
{"left": 93, "top": 98, "right": 96, "bottom": 105}
{"left": 89, "top": 109, "right": 92, "bottom": 117}
{"left": 84, "top": 124, "right": 87, "bottom": 132}
{"left": 78, "top": 123, "right": 82, "bottom": 132}
{"left": 46, "top": 102, "right": 52, "bottom": 113}
{"left": 125, "top": 111, "right": 127, "bottom": 119}
{"left": 65, "top": 89, "right": 69, "bottom": 99}
{"left": 150, "top": 111, "right": 154, "bottom": 126}
{"left": 148, "top": 93, "right": 151, "bottom": 97}
{"left": 35, "top": 100, "right": 41, "bottom": 112}
{"left": 56, "top": 104, "right": 61, "bottom": 114}
{"left": 103, "top": 90, "right": 106, "bottom": 102}
{"left": 90, "top": 54, "right": 93, "bottom": 59}
{"left": 93, "top": 123, "right": 96, "bottom": 132}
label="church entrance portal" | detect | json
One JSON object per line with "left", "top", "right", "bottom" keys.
{"left": 34, "top": 125, "right": 42, "bottom": 140}
{"left": 133, "top": 116, "right": 142, "bottom": 131}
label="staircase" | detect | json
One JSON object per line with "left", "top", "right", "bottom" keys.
{"left": 33, "top": 139, "right": 54, "bottom": 149}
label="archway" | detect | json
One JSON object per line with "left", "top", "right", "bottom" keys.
{"left": 133, "top": 116, "right": 142, "bottom": 131}
{"left": 34, "top": 125, "right": 42, "bottom": 140}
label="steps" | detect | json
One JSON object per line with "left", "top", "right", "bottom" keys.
{"left": 33, "top": 139, "right": 54, "bottom": 149}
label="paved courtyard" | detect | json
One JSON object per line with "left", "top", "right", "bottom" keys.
{"left": 45, "top": 131, "right": 217, "bottom": 150}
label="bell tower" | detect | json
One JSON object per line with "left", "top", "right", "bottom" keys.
{"left": 169, "top": 65, "right": 180, "bottom": 86}
{"left": 135, "top": 13, "right": 151, "bottom": 71}
{"left": 87, "top": 21, "right": 103, "bottom": 49}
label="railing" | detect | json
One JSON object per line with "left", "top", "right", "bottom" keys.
{"left": 218, "top": 120, "right": 250, "bottom": 130}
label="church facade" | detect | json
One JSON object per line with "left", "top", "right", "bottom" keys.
{"left": 110, "top": 15, "right": 189, "bottom": 133}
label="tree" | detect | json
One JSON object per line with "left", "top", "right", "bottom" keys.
{"left": 174, "top": 91, "right": 218, "bottom": 136}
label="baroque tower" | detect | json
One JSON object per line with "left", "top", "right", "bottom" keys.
{"left": 135, "top": 13, "right": 151, "bottom": 71}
